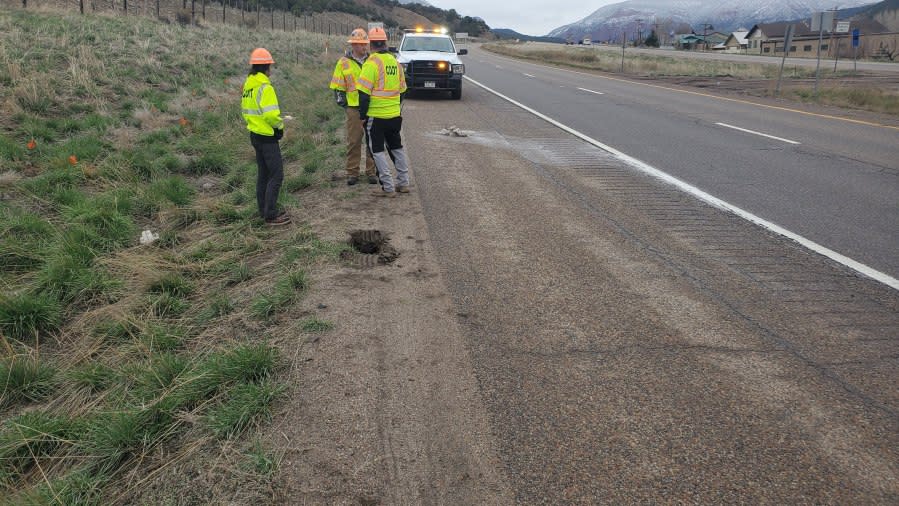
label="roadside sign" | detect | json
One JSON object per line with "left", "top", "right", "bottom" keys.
{"left": 852, "top": 29, "right": 860, "bottom": 47}
{"left": 367, "top": 22, "right": 384, "bottom": 31}
{"left": 783, "top": 24, "right": 795, "bottom": 54}
{"left": 455, "top": 32, "right": 468, "bottom": 40}
{"left": 811, "top": 11, "right": 834, "bottom": 32}
{"left": 836, "top": 21, "right": 850, "bottom": 33}
{"left": 776, "top": 24, "right": 795, "bottom": 96}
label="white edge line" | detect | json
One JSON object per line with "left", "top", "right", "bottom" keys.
{"left": 716, "top": 122, "right": 800, "bottom": 145}
{"left": 463, "top": 75, "right": 899, "bottom": 292}
{"left": 577, "top": 87, "right": 605, "bottom": 95}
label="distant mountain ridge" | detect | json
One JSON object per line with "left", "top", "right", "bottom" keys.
{"left": 547, "top": 0, "right": 877, "bottom": 42}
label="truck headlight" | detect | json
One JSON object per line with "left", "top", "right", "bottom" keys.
{"left": 452, "top": 64, "right": 464, "bottom": 74}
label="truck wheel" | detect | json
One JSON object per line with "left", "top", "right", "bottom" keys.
{"left": 451, "top": 87, "right": 462, "bottom": 100}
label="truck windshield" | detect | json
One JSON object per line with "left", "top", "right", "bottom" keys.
{"left": 401, "top": 36, "right": 455, "bottom": 53}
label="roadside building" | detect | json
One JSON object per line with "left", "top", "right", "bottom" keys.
{"left": 705, "top": 31, "right": 729, "bottom": 49}
{"left": 751, "top": 19, "right": 895, "bottom": 59}
{"left": 745, "top": 22, "right": 813, "bottom": 54}
{"left": 722, "top": 29, "right": 750, "bottom": 53}
{"left": 677, "top": 32, "right": 728, "bottom": 51}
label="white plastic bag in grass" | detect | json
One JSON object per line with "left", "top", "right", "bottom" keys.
{"left": 140, "top": 230, "right": 160, "bottom": 245}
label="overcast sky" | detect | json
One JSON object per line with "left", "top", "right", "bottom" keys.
{"left": 425, "top": 0, "right": 620, "bottom": 36}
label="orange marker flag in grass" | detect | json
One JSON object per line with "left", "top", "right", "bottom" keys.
{"left": 68, "top": 155, "right": 78, "bottom": 166}
{"left": 27, "top": 139, "right": 36, "bottom": 150}
{"left": 179, "top": 117, "right": 189, "bottom": 127}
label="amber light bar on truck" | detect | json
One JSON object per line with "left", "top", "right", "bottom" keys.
{"left": 406, "top": 26, "right": 448, "bottom": 34}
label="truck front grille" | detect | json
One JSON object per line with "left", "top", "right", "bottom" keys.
{"left": 408, "top": 60, "right": 450, "bottom": 78}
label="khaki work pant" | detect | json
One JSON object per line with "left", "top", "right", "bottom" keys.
{"left": 345, "top": 106, "right": 376, "bottom": 178}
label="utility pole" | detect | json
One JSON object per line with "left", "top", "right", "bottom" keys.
{"left": 701, "top": 23, "right": 714, "bottom": 51}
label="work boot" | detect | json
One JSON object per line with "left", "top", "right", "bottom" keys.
{"left": 396, "top": 186, "right": 410, "bottom": 193}
{"left": 265, "top": 213, "right": 291, "bottom": 226}
{"left": 347, "top": 176, "right": 358, "bottom": 186}
{"left": 367, "top": 175, "right": 379, "bottom": 184}
{"left": 371, "top": 189, "right": 396, "bottom": 198}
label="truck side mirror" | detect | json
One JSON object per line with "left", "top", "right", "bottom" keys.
{"left": 389, "top": 46, "right": 398, "bottom": 52}
{"left": 457, "top": 49, "right": 468, "bottom": 55}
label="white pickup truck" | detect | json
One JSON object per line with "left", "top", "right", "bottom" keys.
{"left": 392, "top": 28, "right": 468, "bottom": 100}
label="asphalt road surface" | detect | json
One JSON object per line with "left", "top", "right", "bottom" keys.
{"left": 527, "top": 41, "right": 899, "bottom": 74}
{"left": 395, "top": 50, "right": 899, "bottom": 503}
{"left": 464, "top": 46, "right": 899, "bottom": 282}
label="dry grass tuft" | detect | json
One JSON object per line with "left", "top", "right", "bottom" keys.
{"left": 0, "top": 170, "right": 22, "bottom": 186}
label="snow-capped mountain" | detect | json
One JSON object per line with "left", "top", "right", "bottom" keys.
{"left": 547, "top": 0, "right": 876, "bottom": 40}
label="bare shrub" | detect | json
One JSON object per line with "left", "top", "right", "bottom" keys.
{"left": 175, "top": 8, "right": 192, "bottom": 26}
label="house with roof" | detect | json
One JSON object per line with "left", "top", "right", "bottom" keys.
{"left": 722, "top": 29, "right": 750, "bottom": 52}
{"left": 675, "top": 33, "right": 705, "bottom": 50}
{"left": 676, "top": 31, "right": 728, "bottom": 50}
{"left": 748, "top": 18, "right": 894, "bottom": 59}
{"left": 745, "top": 22, "right": 813, "bottom": 54}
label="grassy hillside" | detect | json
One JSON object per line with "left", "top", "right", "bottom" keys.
{"left": 1, "top": 7, "right": 350, "bottom": 504}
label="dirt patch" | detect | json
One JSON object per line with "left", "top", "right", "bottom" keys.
{"left": 343, "top": 229, "right": 400, "bottom": 266}
{"left": 267, "top": 177, "right": 512, "bottom": 504}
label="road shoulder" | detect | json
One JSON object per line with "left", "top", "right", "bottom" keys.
{"left": 268, "top": 181, "right": 512, "bottom": 504}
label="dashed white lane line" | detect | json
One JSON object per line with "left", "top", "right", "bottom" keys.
{"left": 477, "top": 50, "right": 899, "bottom": 131}
{"left": 577, "top": 87, "right": 605, "bottom": 95}
{"left": 463, "top": 75, "right": 899, "bottom": 292}
{"left": 716, "top": 122, "right": 800, "bottom": 145}
{"left": 523, "top": 73, "right": 535, "bottom": 78}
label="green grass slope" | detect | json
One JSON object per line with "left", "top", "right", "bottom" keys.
{"left": 1, "top": 7, "right": 348, "bottom": 504}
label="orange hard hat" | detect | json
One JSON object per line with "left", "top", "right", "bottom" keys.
{"left": 348, "top": 28, "right": 369, "bottom": 44}
{"left": 368, "top": 27, "right": 388, "bottom": 42}
{"left": 249, "top": 48, "right": 274, "bottom": 65}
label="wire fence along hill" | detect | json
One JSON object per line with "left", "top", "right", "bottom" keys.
{"left": 2, "top": 0, "right": 405, "bottom": 42}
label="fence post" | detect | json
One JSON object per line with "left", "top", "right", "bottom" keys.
{"left": 202, "top": 0, "right": 205, "bottom": 20}
{"left": 191, "top": 0, "right": 195, "bottom": 25}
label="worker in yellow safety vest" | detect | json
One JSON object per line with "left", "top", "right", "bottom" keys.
{"left": 242, "top": 48, "right": 290, "bottom": 226}
{"left": 357, "top": 26, "right": 411, "bottom": 198}
{"left": 330, "top": 28, "right": 377, "bottom": 186}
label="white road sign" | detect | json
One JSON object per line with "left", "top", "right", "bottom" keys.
{"left": 836, "top": 21, "right": 850, "bottom": 33}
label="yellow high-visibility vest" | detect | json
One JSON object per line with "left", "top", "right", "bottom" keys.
{"left": 330, "top": 55, "right": 365, "bottom": 107}
{"left": 357, "top": 51, "right": 406, "bottom": 119}
{"left": 241, "top": 72, "right": 283, "bottom": 136}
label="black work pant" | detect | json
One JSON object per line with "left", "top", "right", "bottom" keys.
{"left": 250, "top": 133, "right": 283, "bottom": 221}
{"left": 365, "top": 116, "right": 403, "bottom": 154}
